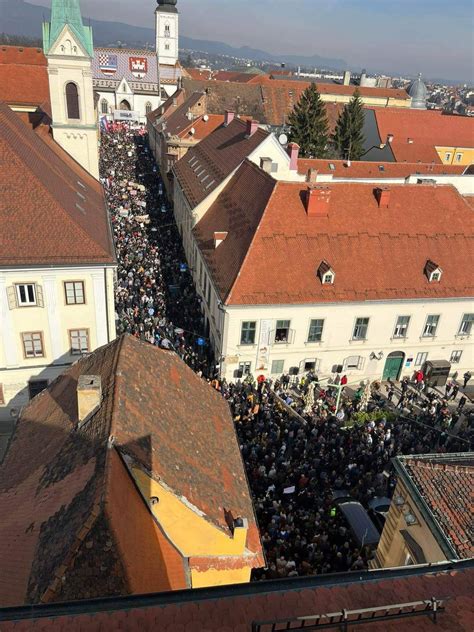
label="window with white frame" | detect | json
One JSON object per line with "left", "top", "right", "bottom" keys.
{"left": 444, "top": 152, "right": 451, "bottom": 162}
{"left": 308, "top": 319, "right": 324, "bottom": 342}
{"left": 275, "top": 320, "right": 291, "bottom": 343}
{"left": 22, "top": 332, "right": 44, "bottom": 358}
{"left": 240, "top": 321, "right": 256, "bottom": 345}
{"left": 393, "top": 316, "right": 410, "bottom": 338}
{"left": 458, "top": 313, "right": 474, "bottom": 335}
{"left": 415, "top": 352, "right": 428, "bottom": 366}
{"left": 429, "top": 269, "right": 442, "bottom": 282}
{"left": 16, "top": 283, "right": 37, "bottom": 306}
{"left": 423, "top": 314, "right": 440, "bottom": 337}
{"left": 450, "top": 350, "right": 462, "bottom": 363}
{"left": 64, "top": 281, "right": 85, "bottom": 305}
{"left": 455, "top": 153, "right": 463, "bottom": 162}
{"left": 344, "top": 355, "right": 364, "bottom": 370}
{"left": 303, "top": 358, "right": 317, "bottom": 371}
{"left": 238, "top": 361, "right": 251, "bottom": 376}
{"left": 271, "top": 359, "right": 284, "bottom": 374}
{"left": 164, "top": 23, "right": 171, "bottom": 37}
{"left": 352, "top": 317, "right": 369, "bottom": 340}
{"left": 70, "top": 329, "right": 89, "bottom": 355}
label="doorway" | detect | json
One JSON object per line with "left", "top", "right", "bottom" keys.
{"left": 382, "top": 351, "right": 405, "bottom": 381}
{"left": 119, "top": 99, "right": 131, "bottom": 111}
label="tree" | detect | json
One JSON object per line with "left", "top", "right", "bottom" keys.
{"left": 287, "top": 83, "right": 329, "bottom": 158}
{"left": 332, "top": 89, "right": 366, "bottom": 160}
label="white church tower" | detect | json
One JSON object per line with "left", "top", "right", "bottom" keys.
{"left": 43, "top": 0, "right": 99, "bottom": 179}
{"left": 155, "top": 0, "right": 179, "bottom": 66}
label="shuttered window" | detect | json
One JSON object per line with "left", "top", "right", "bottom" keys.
{"left": 66, "top": 82, "right": 80, "bottom": 119}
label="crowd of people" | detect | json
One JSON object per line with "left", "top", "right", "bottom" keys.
{"left": 99, "top": 123, "right": 212, "bottom": 373}
{"left": 99, "top": 124, "right": 472, "bottom": 580}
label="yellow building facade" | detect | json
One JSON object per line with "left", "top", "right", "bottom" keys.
{"left": 436, "top": 145, "right": 474, "bottom": 166}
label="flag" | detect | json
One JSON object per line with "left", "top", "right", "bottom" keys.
{"left": 98, "top": 52, "right": 118, "bottom": 75}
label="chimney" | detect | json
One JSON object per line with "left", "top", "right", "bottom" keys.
{"left": 286, "top": 142, "right": 300, "bottom": 170}
{"left": 232, "top": 517, "right": 249, "bottom": 550}
{"left": 77, "top": 375, "right": 102, "bottom": 427}
{"left": 213, "top": 231, "right": 228, "bottom": 248}
{"left": 246, "top": 119, "right": 259, "bottom": 137}
{"left": 306, "top": 168, "right": 319, "bottom": 184}
{"left": 305, "top": 185, "right": 331, "bottom": 217}
{"left": 343, "top": 70, "right": 351, "bottom": 86}
{"left": 374, "top": 186, "right": 391, "bottom": 208}
{"left": 224, "top": 110, "right": 235, "bottom": 126}
{"left": 260, "top": 157, "right": 273, "bottom": 174}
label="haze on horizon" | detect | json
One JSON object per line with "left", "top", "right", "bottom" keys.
{"left": 29, "top": 0, "right": 473, "bottom": 82}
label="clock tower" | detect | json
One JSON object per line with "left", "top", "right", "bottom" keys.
{"left": 155, "top": 0, "right": 179, "bottom": 67}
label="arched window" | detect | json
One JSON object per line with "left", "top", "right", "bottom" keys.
{"left": 145, "top": 102, "right": 152, "bottom": 115}
{"left": 101, "top": 99, "right": 109, "bottom": 114}
{"left": 66, "top": 82, "right": 80, "bottom": 119}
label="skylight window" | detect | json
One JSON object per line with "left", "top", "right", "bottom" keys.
{"left": 76, "top": 203, "right": 85, "bottom": 213}
{"left": 77, "top": 191, "right": 85, "bottom": 200}
{"left": 205, "top": 179, "right": 216, "bottom": 190}
{"left": 317, "top": 260, "right": 335, "bottom": 284}
{"left": 378, "top": 165, "right": 385, "bottom": 172}
{"left": 329, "top": 163, "right": 335, "bottom": 171}
{"left": 77, "top": 180, "right": 86, "bottom": 189}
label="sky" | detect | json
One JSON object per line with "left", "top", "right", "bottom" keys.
{"left": 31, "top": 0, "right": 474, "bottom": 81}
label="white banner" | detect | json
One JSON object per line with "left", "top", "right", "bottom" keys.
{"left": 113, "top": 110, "right": 140, "bottom": 121}
{"left": 256, "top": 319, "right": 273, "bottom": 373}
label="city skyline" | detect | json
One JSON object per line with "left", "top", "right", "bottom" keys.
{"left": 28, "top": 0, "right": 474, "bottom": 82}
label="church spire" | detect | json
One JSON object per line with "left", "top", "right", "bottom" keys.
{"left": 43, "top": 0, "right": 93, "bottom": 57}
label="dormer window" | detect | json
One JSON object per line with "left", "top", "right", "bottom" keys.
{"left": 424, "top": 260, "right": 442, "bottom": 282}
{"left": 317, "top": 261, "right": 335, "bottom": 284}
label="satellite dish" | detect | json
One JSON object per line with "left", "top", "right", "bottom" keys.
{"left": 278, "top": 133, "right": 288, "bottom": 145}
{"left": 190, "top": 127, "right": 196, "bottom": 135}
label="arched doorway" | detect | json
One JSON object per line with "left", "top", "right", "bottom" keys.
{"left": 119, "top": 99, "right": 131, "bottom": 111}
{"left": 383, "top": 351, "right": 405, "bottom": 381}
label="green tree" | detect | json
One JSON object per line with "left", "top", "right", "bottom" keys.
{"left": 332, "top": 89, "right": 366, "bottom": 160}
{"left": 288, "top": 83, "right": 329, "bottom": 158}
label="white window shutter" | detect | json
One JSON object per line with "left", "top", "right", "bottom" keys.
{"left": 6, "top": 286, "right": 17, "bottom": 309}
{"left": 358, "top": 356, "right": 365, "bottom": 370}
{"left": 36, "top": 284, "right": 44, "bottom": 308}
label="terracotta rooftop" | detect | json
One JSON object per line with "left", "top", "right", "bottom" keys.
{"left": 396, "top": 454, "right": 474, "bottom": 560}
{"left": 0, "top": 46, "right": 50, "bottom": 109}
{"left": 0, "top": 562, "right": 472, "bottom": 631}
{"left": 252, "top": 75, "right": 411, "bottom": 100}
{"left": 194, "top": 162, "right": 474, "bottom": 305}
{"left": 297, "top": 158, "right": 466, "bottom": 178}
{"left": 213, "top": 70, "right": 259, "bottom": 83}
{"left": 173, "top": 117, "right": 269, "bottom": 208}
{"left": 372, "top": 107, "right": 474, "bottom": 163}
{"left": 0, "top": 335, "right": 262, "bottom": 607}
{"left": 184, "top": 67, "right": 213, "bottom": 81}
{"left": 0, "top": 101, "right": 115, "bottom": 266}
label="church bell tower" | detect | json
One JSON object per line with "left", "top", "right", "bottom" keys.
{"left": 43, "top": 0, "right": 99, "bottom": 179}
{"left": 155, "top": 0, "right": 179, "bottom": 67}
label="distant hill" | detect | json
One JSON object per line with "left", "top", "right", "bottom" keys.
{"left": 0, "top": 0, "right": 348, "bottom": 70}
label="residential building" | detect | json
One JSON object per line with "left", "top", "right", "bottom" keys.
{"left": 172, "top": 116, "right": 304, "bottom": 263}
{"left": 189, "top": 162, "right": 474, "bottom": 382}
{"left": 94, "top": 0, "right": 186, "bottom": 123}
{"left": 0, "top": 335, "right": 263, "bottom": 606}
{"left": 0, "top": 560, "right": 472, "bottom": 630}
{"left": 147, "top": 90, "right": 223, "bottom": 196}
{"left": 361, "top": 107, "right": 474, "bottom": 165}
{"left": 373, "top": 453, "right": 473, "bottom": 568}
{"left": 43, "top": 0, "right": 100, "bottom": 178}
{"left": 0, "top": 102, "right": 116, "bottom": 424}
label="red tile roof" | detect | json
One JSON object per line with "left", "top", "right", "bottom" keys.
{"left": 0, "top": 563, "right": 472, "bottom": 631}
{"left": 372, "top": 108, "right": 474, "bottom": 163}
{"left": 0, "top": 46, "right": 50, "bottom": 108}
{"left": 252, "top": 76, "right": 410, "bottom": 100}
{"left": 194, "top": 164, "right": 474, "bottom": 305}
{"left": 398, "top": 454, "right": 474, "bottom": 560}
{"left": 297, "top": 158, "right": 466, "bottom": 178}
{"left": 184, "top": 67, "right": 213, "bottom": 81}
{"left": 213, "top": 71, "right": 260, "bottom": 83}
{"left": 0, "top": 335, "right": 262, "bottom": 606}
{"left": 0, "top": 102, "right": 115, "bottom": 266}
{"left": 262, "top": 84, "right": 345, "bottom": 128}
{"left": 189, "top": 114, "right": 223, "bottom": 140}
{"left": 173, "top": 117, "right": 269, "bottom": 208}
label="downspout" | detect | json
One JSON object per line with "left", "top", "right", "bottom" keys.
{"left": 104, "top": 267, "right": 111, "bottom": 343}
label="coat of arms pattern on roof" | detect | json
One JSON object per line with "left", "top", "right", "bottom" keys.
{"left": 93, "top": 48, "right": 184, "bottom": 84}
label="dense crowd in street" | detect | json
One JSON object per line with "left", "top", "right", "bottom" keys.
{"left": 100, "top": 124, "right": 472, "bottom": 580}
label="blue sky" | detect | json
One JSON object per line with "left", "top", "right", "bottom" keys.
{"left": 32, "top": 0, "right": 474, "bottom": 81}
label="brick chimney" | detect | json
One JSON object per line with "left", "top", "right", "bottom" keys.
{"left": 224, "top": 110, "right": 235, "bottom": 127}
{"left": 213, "top": 231, "right": 228, "bottom": 248}
{"left": 305, "top": 186, "right": 331, "bottom": 217}
{"left": 286, "top": 142, "right": 300, "bottom": 170}
{"left": 374, "top": 186, "right": 391, "bottom": 208}
{"left": 306, "top": 168, "right": 319, "bottom": 184}
{"left": 77, "top": 375, "right": 102, "bottom": 428}
{"left": 246, "top": 119, "right": 259, "bottom": 137}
